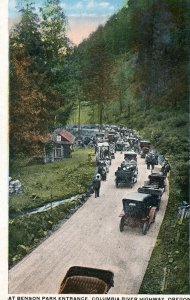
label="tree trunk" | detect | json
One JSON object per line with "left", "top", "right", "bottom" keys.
{"left": 99, "top": 102, "right": 103, "bottom": 127}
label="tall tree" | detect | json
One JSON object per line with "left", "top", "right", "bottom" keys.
{"left": 40, "top": 0, "right": 72, "bottom": 127}
{"left": 9, "top": 1, "right": 48, "bottom": 157}
{"left": 79, "top": 27, "right": 115, "bottom": 125}
{"left": 9, "top": 0, "right": 73, "bottom": 156}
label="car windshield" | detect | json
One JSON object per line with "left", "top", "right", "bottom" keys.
{"left": 125, "top": 154, "right": 136, "bottom": 159}
{"left": 123, "top": 200, "right": 146, "bottom": 215}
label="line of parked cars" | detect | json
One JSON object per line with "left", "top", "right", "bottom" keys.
{"left": 119, "top": 171, "right": 166, "bottom": 235}
{"left": 58, "top": 124, "right": 171, "bottom": 294}
{"left": 117, "top": 140, "right": 169, "bottom": 235}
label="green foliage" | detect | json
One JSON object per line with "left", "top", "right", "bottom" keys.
{"left": 9, "top": 0, "right": 189, "bottom": 291}
{"left": 9, "top": 0, "right": 73, "bottom": 157}
{"left": 9, "top": 1, "right": 48, "bottom": 157}
{"left": 9, "top": 148, "right": 96, "bottom": 267}
{"left": 9, "top": 198, "right": 83, "bottom": 267}
{"left": 77, "top": 27, "right": 116, "bottom": 125}
{"left": 40, "top": 0, "right": 67, "bottom": 64}
{"left": 128, "top": 105, "right": 189, "bottom": 293}
{"left": 75, "top": 1, "right": 189, "bottom": 292}
{"left": 140, "top": 174, "right": 189, "bottom": 293}
{"left": 9, "top": 149, "right": 95, "bottom": 213}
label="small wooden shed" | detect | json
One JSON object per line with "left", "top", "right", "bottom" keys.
{"left": 51, "top": 129, "right": 76, "bottom": 159}
{"left": 43, "top": 129, "right": 76, "bottom": 163}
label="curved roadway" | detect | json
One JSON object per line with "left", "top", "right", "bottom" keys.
{"left": 9, "top": 152, "right": 169, "bottom": 294}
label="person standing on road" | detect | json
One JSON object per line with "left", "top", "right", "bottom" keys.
{"left": 145, "top": 154, "right": 151, "bottom": 169}
{"left": 93, "top": 173, "right": 101, "bottom": 198}
{"left": 150, "top": 155, "right": 156, "bottom": 170}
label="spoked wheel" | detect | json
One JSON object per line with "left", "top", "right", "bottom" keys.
{"left": 142, "top": 222, "right": 149, "bottom": 235}
{"left": 157, "top": 200, "right": 161, "bottom": 211}
{"left": 120, "top": 218, "right": 124, "bottom": 232}
{"left": 152, "top": 212, "right": 156, "bottom": 223}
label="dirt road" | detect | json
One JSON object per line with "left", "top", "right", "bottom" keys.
{"left": 9, "top": 153, "right": 169, "bottom": 294}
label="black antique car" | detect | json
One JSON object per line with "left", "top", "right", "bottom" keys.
{"left": 115, "top": 167, "right": 137, "bottom": 188}
{"left": 140, "top": 147, "right": 150, "bottom": 158}
{"left": 119, "top": 192, "right": 157, "bottom": 234}
{"left": 161, "top": 160, "right": 171, "bottom": 175}
{"left": 97, "top": 142, "right": 111, "bottom": 164}
{"left": 139, "top": 140, "right": 151, "bottom": 158}
{"left": 148, "top": 172, "right": 166, "bottom": 190}
{"left": 138, "top": 185, "right": 164, "bottom": 210}
{"left": 139, "top": 140, "right": 151, "bottom": 149}
{"left": 59, "top": 266, "right": 114, "bottom": 294}
{"left": 116, "top": 140, "right": 124, "bottom": 152}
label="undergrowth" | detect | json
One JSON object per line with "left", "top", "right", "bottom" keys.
{"left": 9, "top": 148, "right": 95, "bottom": 213}
{"left": 9, "top": 197, "right": 85, "bottom": 267}
{"left": 129, "top": 105, "right": 189, "bottom": 293}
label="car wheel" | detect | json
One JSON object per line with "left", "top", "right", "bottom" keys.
{"left": 157, "top": 200, "right": 161, "bottom": 211}
{"left": 120, "top": 219, "right": 124, "bottom": 232}
{"left": 142, "top": 222, "right": 149, "bottom": 235}
{"left": 152, "top": 212, "right": 156, "bottom": 223}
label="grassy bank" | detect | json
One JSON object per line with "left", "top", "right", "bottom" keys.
{"left": 9, "top": 148, "right": 96, "bottom": 213}
{"left": 139, "top": 171, "right": 189, "bottom": 293}
{"left": 128, "top": 105, "right": 189, "bottom": 293}
{"left": 9, "top": 197, "right": 86, "bottom": 267}
{"left": 99, "top": 102, "right": 189, "bottom": 293}
{"left": 9, "top": 148, "right": 96, "bottom": 267}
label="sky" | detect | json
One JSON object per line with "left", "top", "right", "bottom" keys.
{"left": 8, "top": 0, "right": 125, "bottom": 45}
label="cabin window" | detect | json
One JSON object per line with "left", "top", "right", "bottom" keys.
{"left": 55, "top": 145, "right": 62, "bottom": 158}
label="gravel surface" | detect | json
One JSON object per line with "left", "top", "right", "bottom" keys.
{"left": 9, "top": 152, "right": 169, "bottom": 294}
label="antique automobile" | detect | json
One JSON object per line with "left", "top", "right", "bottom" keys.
{"left": 97, "top": 142, "right": 111, "bottom": 164}
{"left": 119, "top": 192, "right": 157, "bottom": 235}
{"left": 140, "top": 146, "right": 150, "bottom": 158}
{"left": 123, "top": 141, "right": 130, "bottom": 151}
{"left": 115, "top": 166, "right": 137, "bottom": 188}
{"left": 140, "top": 140, "right": 151, "bottom": 158}
{"left": 96, "top": 132, "right": 105, "bottom": 140}
{"left": 116, "top": 140, "right": 124, "bottom": 152}
{"left": 98, "top": 160, "right": 109, "bottom": 174}
{"left": 161, "top": 160, "right": 171, "bottom": 175}
{"left": 108, "top": 133, "right": 116, "bottom": 143}
{"left": 59, "top": 266, "right": 114, "bottom": 294}
{"left": 139, "top": 140, "right": 151, "bottom": 149}
{"left": 127, "top": 137, "right": 137, "bottom": 147}
{"left": 148, "top": 172, "right": 166, "bottom": 190}
{"left": 109, "top": 143, "right": 116, "bottom": 159}
{"left": 121, "top": 159, "right": 138, "bottom": 175}
{"left": 124, "top": 151, "right": 137, "bottom": 162}
{"left": 138, "top": 185, "right": 164, "bottom": 210}
{"left": 119, "top": 128, "right": 128, "bottom": 135}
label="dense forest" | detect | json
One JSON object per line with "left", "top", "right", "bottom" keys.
{"left": 9, "top": 0, "right": 79, "bottom": 157}
{"left": 9, "top": 0, "right": 189, "bottom": 293}
{"left": 10, "top": 0, "right": 189, "bottom": 157}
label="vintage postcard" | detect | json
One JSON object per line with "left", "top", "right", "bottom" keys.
{"left": 1, "top": 0, "right": 189, "bottom": 298}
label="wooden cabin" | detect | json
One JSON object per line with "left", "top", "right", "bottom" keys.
{"left": 44, "top": 129, "right": 76, "bottom": 163}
